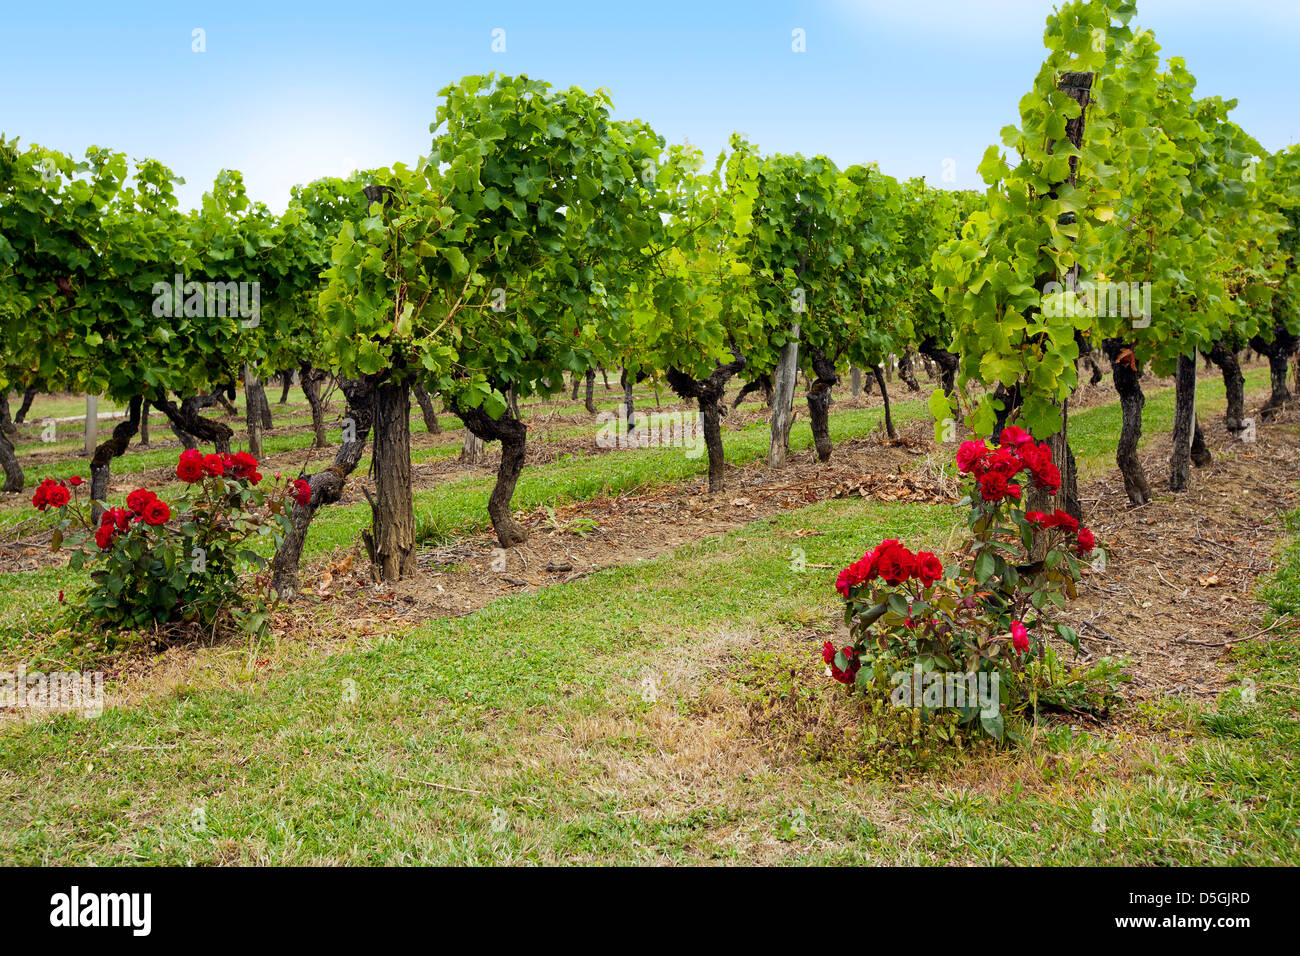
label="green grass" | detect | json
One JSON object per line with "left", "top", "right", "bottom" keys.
{"left": 0, "top": 497, "right": 953, "bottom": 864}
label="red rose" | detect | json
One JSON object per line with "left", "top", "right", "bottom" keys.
{"left": 835, "top": 568, "right": 855, "bottom": 598}
{"left": 32, "top": 486, "right": 50, "bottom": 510}
{"left": 999, "top": 426, "right": 1033, "bottom": 448}
{"left": 978, "top": 471, "right": 1009, "bottom": 502}
{"left": 984, "top": 446, "right": 1024, "bottom": 478}
{"left": 1032, "top": 461, "right": 1061, "bottom": 494}
{"left": 141, "top": 499, "right": 171, "bottom": 526}
{"left": 99, "top": 507, "right": 130, "bottom": 531}
{"left": 292, "top": 478, "right": 312, "bottom": 507}
{"left": 94, "top": 525, "right": 115, "bottom": 549}
{"left": 824, "top": 644, "right": 860, "bottom": 684}
{"left": 1025, "top": 510, "right": 1049, "bottom": 526}
{"left": 230, "top": 451, "right": 258, "bottom": 479}
{"left": 176, "top": 458, "right": 204, "bottom": 483}
{"left": 68, "top": 475, "right": 84, "bottom": 487}
{"left": 202, "top": 454, "right": 226, "bottom": 477}
{"left": 835, "top": 553, "right": 875, "bottom": 597}
{"left": 45, "top": 486, "right": 71, "bottom": 508}
{"left": 1077, "top": 527, "right": 1095, "bottom": 554}
{"left": 1011, "top": 620, "right": 1029, "bottom": 654}
{"left": 126, "top": 488, "right": 157, "bottom": 513}
{"left": 915, "top": 551, "right": 943, "bottom": 587}
{"left": 956, "top": 440, "right": 988, "bottom": 474}
{"left": 1049, "top": 509, "right": 1079, "bottom": 533}
{"left": 875, "top": 542, "right": 915, "bottom": 585}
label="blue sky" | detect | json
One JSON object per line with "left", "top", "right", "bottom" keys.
{"left": 2, "top": 0, "right": 1297, "bottom": 211}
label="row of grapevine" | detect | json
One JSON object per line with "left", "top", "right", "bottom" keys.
{"left": 933, "top": 0, "right": 1300, "bottom": 514}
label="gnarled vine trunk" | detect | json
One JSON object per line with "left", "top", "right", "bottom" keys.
{"left": 873, "top": 365, "right": 898, "bottom": 440}
{"left": 88, "top": 396, "right": 143, "bottom": 522}
{"left": 449, "top": 396, "right": 528, "bottom": 547}
{"left": 156, "top": 393, "right": 234, "bottom": 454}
{"left": 271, "top": 378, "right": 375, "bottom": 598}
{"left": 805, "top": 347, "right": 838, "bottom": 461}
{"left": 413, "top": 384, "right": 442, "bottom": 435}
{"left": 0, "top": 403, "right": 21, "bottom": 494}
{"left": 1169, "top": 353, "right": 1200, "bottom": 492}
{"left": 1251, "top": 328, "right": 1299, "bottom": 420}
{"left": 621, "top": 368, "right": 636, "bottom": 443}
{"left": 1206, "top": 343, "right": 1246, "bottom": 435}
{"left": 1104, "top": 339, "right": 1151, "bottom": 506}
{"left": 300, "top": 365, "right": 329, "bottom": 447}
{"left": 732, "top": 374, "right": 772, "bottom": 409}
{"left": 667, "top": 350, "right": 747, "bottom": 492}
{"left": 13, "top": 385, "right": 37, "bottom": 425}
{"left": 363, "top": 379, "right": 416, "bottom": 581}
{"left": 898, "top": 350, "right": 921, "bottom": 392}
{"left": 919, "top": 336, "right": 959, "bottom": 396}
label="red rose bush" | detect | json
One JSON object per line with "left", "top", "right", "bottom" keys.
{"left": 829, "top": 428, "right": 1103, "bottom": 741}
{"left": 37, "top": 451, "right": 299, "bottom": 638}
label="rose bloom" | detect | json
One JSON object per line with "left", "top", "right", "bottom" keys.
{"left": 45, "top": 485, "right": 71, "bottom": 508}
{"left": 101, "top": 507, "right": 130, "bottom": 531}
{"left": 875, "top": 542, "right": 915, "bottom": 585}
{"left": 1032, "top": 461, "right": 1062, "bottom": 494}
{"left": 999, "top": 426, "right": 1034, "bottom": 448}
{"left": 914, "top": 551, "right": 943, "bottom": 587}
{"left": 202, "top": 454, "right": 226, "bottom": 477}
{"left": 955, "top": 440, "right": 988, "bottom": 474}
{"left": 822, "top": 641, "right": 860, "bottom": 684}
{"left": 68, "top": 475, "right": 84, "bottom": 487}
{"left": 978, "top": 471, "right": 1009, "bottom": 501}
{"left": 176, "top": 456, "right": 204, "bottom": 483}
{"left": 292, "top": 478, "right": 312, "bottom": 507}
{"left": 1077, "top": 527, "right": 1096, "bottom": 554}
{"left": 1011, "top": 620, "right": 1030, "bottom": 654}
{"left": 94, "top": 525, "right": 115, "bottom": 550}
{"left": 142, "top": 499, "right": 171, "bottom": 526}
{"left": 230, "top": 451, "right": 259, "bottom": 480}
{"left": 32, "top": 479, "right": 60, "bottom": 510}
{"left": 983, "top": 446, "right": 1024, "bottom": 478}
{"left": 126, "top": 488, "right": 157, "bottom": 513}
{"left": 1049, "top": 509, "right": 1079, "bottom": 533}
